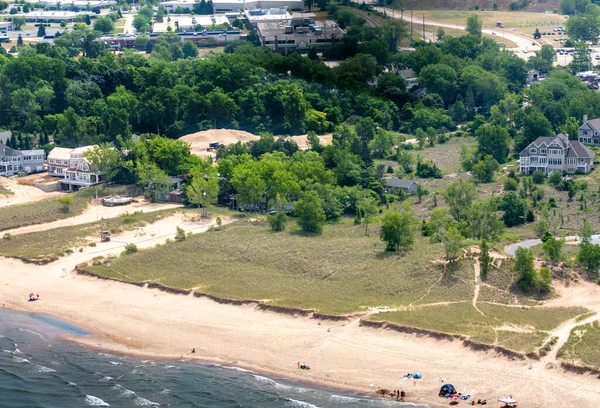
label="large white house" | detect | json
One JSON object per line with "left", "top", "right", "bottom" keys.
{"left": 0, "top": 143, "right": 45, "bottom": 177}
{"left": 578, "top": 115, "right": 600, "bottom": 146}
{"left": 47, "top": 146, "right": 102, "bottom": 190}
{"left": 519, "top": 134, "right": 595, "bottom": 175}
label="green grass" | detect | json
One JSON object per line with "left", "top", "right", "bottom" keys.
{"left": 0, "top": 185, "right": 13, "bottom": 197}
{"left": 559, "top": 321, "right": 600, "bottom": 368}
{"left": 85, "top": 218, "right": 457, "bottom": 314}
{"left": 0, "top": 208, "right": 179, "bottom": 261}
{"left": 0, "top": 185, "right": 139, "bottom": 232}
{"left": 371, "top": 303, "right": 587, "bottom": 352}
{"left": 408, "top": 136, "right": 475, "bottom": 174}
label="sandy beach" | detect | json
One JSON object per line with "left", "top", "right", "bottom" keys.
{"left": 1, "top": 215, "right": 600, "bottom": 407}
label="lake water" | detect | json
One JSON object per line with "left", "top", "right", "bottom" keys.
{"left": 0, "top": 310, "right": 426, "bottom": 407}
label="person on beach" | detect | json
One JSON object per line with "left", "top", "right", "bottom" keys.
{"left": 190, "top": 348, "right": 195, "bottom": 354}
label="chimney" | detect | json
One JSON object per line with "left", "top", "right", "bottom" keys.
{"left": 584, "top": 114, "right": 588, "bottom": 123}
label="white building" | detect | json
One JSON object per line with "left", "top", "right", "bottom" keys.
{"left": 47, "top": 146, "right": 103, "bottom": 190}
{"left": 0, "top": 21, "right": 13, "bottom": 32}
{"left": 165, "top": 14, "right": 229, "bottom": 31}
{"left": 16, "top": 11, "right": 80, "bottom": 22}
{"left": 578, "top": 115, "right": 600, "bottom": 146}
{"left": 0, "top": 144, "right": 45, "bottom": 177}
{"left": 244, "top": 7, "right": 291, "bottom": 28}
{"left": 160, "top": 0, "right": 303, "bottom": 13}
{"left": 22, "top": 0, "right": 117, "bottom": 9}
{"left": 519, "top": 134, "right": 595, "bottom": 175}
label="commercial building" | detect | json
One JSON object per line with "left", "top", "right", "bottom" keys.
{"left": 519, "top": 134, "right": 594, "bottom": 175}
{"left": 47, "top": 146, "right": 103, "bottom": 190}
{"left": 159, "top": 0, "right": 303, "bottom": 13}
{"left": 0, "top": 144, "right": 45, "bottom": 177}
{"left": 16, "top": 11, "right": 80, "bottom": 22}
{"left": 244, "top": 7, "right": 291, "bottom": 28}
{"left": 22, "top": 0, "right": 117, "bottom": 10}
{"left": 165, "top": 14, "right": 229, "bottom": 31}
{"left": 256, "top": 17, "right": 344, "bottom": 53}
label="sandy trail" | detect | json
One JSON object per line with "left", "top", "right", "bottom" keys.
{"left": 3, "top": 199, "right": 183, "bottom": 236}
{"left": 0, "top": 177, "right": 62, "bottom": 208}
{"left": 0, "top": 222, "right": 598, "bottom": 406}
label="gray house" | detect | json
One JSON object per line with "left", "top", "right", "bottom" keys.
{"left": 0, "top": 143, "right": 45, "bottom": 177}
{"left": 386, "top": 178, "right": 419, "bottom": 194}
{"left": 578, "top": 115, "right": 600, "bottom": 146}
{"left": 519, "top": 134, "right": 594, "bottom": 175}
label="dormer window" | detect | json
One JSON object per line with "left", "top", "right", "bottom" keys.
{"left": 530, "top": 148, "right": 537, "bottom": 154}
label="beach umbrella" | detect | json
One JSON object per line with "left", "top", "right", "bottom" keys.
{"left": 498, "top": 397, "right": 517, "bottom": 404}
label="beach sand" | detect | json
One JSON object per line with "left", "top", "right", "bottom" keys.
{"left": 1, "top": 217, "right": 599, "bottom": 407}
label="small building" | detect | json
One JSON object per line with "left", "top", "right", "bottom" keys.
{"left": 398, "top": 68, "right": 419, "bottom": 89}
{"left": 154, "top": 176, "right": 182, "bottom": 202}
{"left": 244, "top": 8, "right": 292, "bottom": 29}
{"left": 527, "top": 69, "right": 540, "bottom": 84}
{"left": 386, "top": 178, "right": 419, "bottom": 194}
{"left": 47, "top": 146, "right": 103, "bottom": 190}
{"left": 0, "top": 21, "right": 13, "bottom": 32}
{"left": 0, "top": 143, "right": 45, "bottom": 177}
{"left": 519, "top": 133, "right": 594, "bottom": 175}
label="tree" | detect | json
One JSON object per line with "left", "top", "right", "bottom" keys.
{"left": 136, "top": 34, "right": 150, "bottom": 51}
{"left": 578, "top": 242, "right": 600, "bottom": 274}
{"left": 85, "top": 14, "right": 91, "bottom": 25}
{"left": 444, "top": 178, "right": 477, "bottom": 222}
{"left": 415, "top": 128, "right": 426, "bottom": 149}
{"left": 381, "top": 19, "right": 407, "bottom": 52}
{"left": 472, "top": 155, "right": 500, "bottom": 183}
{"left": 94, "top": 16, "right": 115, "bottom": 34}
{"left": 538, "top": 266, "right": 552, "bottom": 293}
{"left": 465, "top": 14, "right": 482, "bottom": 37}
{"left": 12, "top": 16, "right": 26, "bottom": 30}
{"left": 84, "top": 143, "right": 120, "bottom": 183}
{"left": 186, "top": 168, "right": 219, "bottom": 218}
{"left": 475, "top": 124, "right": 510, "bottom": 163}
{"left": 499, "top": 192, "right": 526, "bottom": 227}
{"left": 443, "top": 225, "right": 463, "bottom": 262}
{"left": 175, "top": 226, "right": 187, "bottom": 242}
{"left": 380, "top": 206, "right": 417, "bottom": 252}
{"left": 548, "top": 171, "right": 562, "bottom": 187}
{"left": 480, "top": 239, "right": 490, "bottom": 281}
{"left": 294, "top": 190, "right": 326, "bottom": 233}
{"left": 436, "top": 27, "right": 445, "bottom": 41}
{"left": 514, "top": 247, "right": 537, "bottom": 292}
{"left": 418, "top": 64, "right": 458, "bottom": 105}
{"left": 133, "top": 15, "right": 151, "bottom": 32}
{"left": 17, "top": 34, "right": 23, "bottom": 47}
{"left": 37, "top": 24, "right": 46, "bottom": 38}
{"left": 580, "top": 219, "right": 593, "bottom": 244}
{"left": 268, "top": 211, "right": 288, "bottom": 232}
{"left": 304, "top": 0, "right": 314, "bottom": 11}
{"left": 182, "top": 40, "right": 198, "bottom": 58}
{"left": 357, "top": 190, "right": 378, "bottom": 236}
{"left": 543, "top": 237, "right": 565, "bottom": 263}
{"left": 58, "top": 196, "right": 72, "bottom": 213}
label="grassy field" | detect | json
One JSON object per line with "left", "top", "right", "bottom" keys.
{"left": 370, "top": 303, "right": 586, "bottom": 352}
{"left": 559, "top": 321, "right": 600, "bottom": 368}
{"left": 0, "top": 185, "right": 139, "bottom": 232}
{"left": 407, "top": 9, "right": 565, "bottom": 37}
{"left": 408, "top": 136, "right": 475, "bottom": 174}
{"left": 0, "top": 208, "right": 180, "bottom": 261}
{"left": 85, "top": 218, "right": 458, "bottom": 314}
{"left": 114, "top": 18, "right": 126, "bottom": 34}
{"left": 389, "top": 0, "right": 559, "bottom": 12}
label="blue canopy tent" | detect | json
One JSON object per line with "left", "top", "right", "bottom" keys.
{"left": 439, "top": 383, "right": 457, "bottom": 397}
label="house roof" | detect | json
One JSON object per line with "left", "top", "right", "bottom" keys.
{"left": 398, "top": 68, "right": 417, "bottom": 79}
{"left": 520, "top": 135, "right": 594, "bottom": 158}
{"left": 0, "top": 131, "right": 11, "bottom": 144}
{"left": 387, "top": 178, "right": 417, "bottom": 189}
{"left": 0, "top": 143, "right": 21, "bottom": 157}
{"left": 585, "top": 118, "right": 600, "bottom": 132}
{"left": 47, "top": 147, "right": 73, "bottom": 160}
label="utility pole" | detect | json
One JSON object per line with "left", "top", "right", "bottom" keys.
{"left": 410, "top": 10, "right": 412, "bottom": 42}
{"left": 423, "top": 14, "right": 425, "bottom": 42}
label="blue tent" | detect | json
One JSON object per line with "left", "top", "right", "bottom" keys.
{"left": 439, "top": 384, "right": 456, "bottom": 396}
{"left": 413, "top": 373, "right": 422, "bottom": 379}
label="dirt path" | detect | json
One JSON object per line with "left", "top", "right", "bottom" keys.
{"left": 3, "top": 200, "right": 183, "bottom": 236}
{"left": 0, "top": 177, "right": 62, "bottom": 208}
{"left": 472, "top": 258, "right": 485, "bottom": 316}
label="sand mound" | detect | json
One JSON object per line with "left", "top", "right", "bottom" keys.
{"left": 180, "top": 129, "right": 334, "bottom": 157}
{"left": 180, "top": 129, "right": 260, "bottom": 157}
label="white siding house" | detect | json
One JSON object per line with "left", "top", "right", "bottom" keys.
{"left": 47, "top": 146, "right": 102, "bottom": 190}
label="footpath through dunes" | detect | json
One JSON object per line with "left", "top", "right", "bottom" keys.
{"left": 0, "top": 177, "right": 62, "bottom": 208}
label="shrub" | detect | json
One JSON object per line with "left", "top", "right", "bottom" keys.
{"left": 503, "top": 177, "right": 518, "bottom": 191}
{"left": 3, "top": 233, "right": 10, "bottom": 240}
{"left": 548, "top": 171, "right": 562, "bottom": 187}
{"left": 267, "top": 212, "right": 287, "bottom": 232}
{"left": 532, "top": 171, "right": 545, "bottom": 184}
{"left": 216, "top": 216, "right": 222, "bottom": 227}
{"left": 416, "top": 160, "right": 443, "bottom": 178}
{"left": 88, "top": 242, "right": 97, "bottom": 247}
{"left": 123, "top": 243, "right": 138, "bottom": 254}
{"left": 175, "top": 226, "right": 187, "bottom": 242}
{"left": 58, "top": 196, "right": 72, "bottom": 213}
{"left": 548, "top": 197, "right": 557, "bottom": 208}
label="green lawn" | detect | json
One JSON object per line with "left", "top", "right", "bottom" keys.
{"left": 0, "top": 208, "right": 179, "bottom": 261}
{"left": 85, "top": 218, "right": 455, "bottom": 314}
{"left": 0, "top": 185, "right": 139, "bottom": 232}
{"left": 559, "top": 321, "right": 600, "bottom": 368}
{"left": 408, "top": 136, "right": 475, "bottom": 174}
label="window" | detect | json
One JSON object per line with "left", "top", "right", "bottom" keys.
{"left": 539, "top": 157, "right": 547, "bottom": 164}
{"left": 549, "top": 149, "right": 562, "bottom": 155}
{"left": 540, "top": 149, "right": 547, "bottom": 154}
{"left": 549, "top": 158, "right": 562, "bottom": 165}
{"left": 584, "top": 130, "right": 589, "bottom": 135}
{"left": 530, "top": 148, "right": 537, "bottom": 154}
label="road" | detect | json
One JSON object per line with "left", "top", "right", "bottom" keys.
{"left": 372, "top": 6, "right": 541, "bottom": 55}
{"left": 123, "top": 13, "right": 135, "bottom": 35}
{"left": 504, "top": 234, "right": 600, "bottom": 256}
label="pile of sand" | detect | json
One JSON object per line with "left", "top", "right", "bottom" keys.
{"left": 288, "top": 133, "right": 333, "bottom": 150}
{"left": 179, "top": 129, "right": 260, "bottom": 158}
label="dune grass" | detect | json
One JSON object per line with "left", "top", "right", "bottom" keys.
{"left": 0, "top": 209, "right": 179, "bottom": 261}
{"left": 85, "top": 218, "right": 462, "bottom": 314}
{"left": 0, "top": 185, "right": 140, "bottom": 232}
{"left": 559, "top": 321, "right": 600, "bottom": 368}
{"left": 0, "top": 185, "right": 13, "bottom": 196}
{"left": 370, "top": 303, "right": 587, "bottom": 352}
